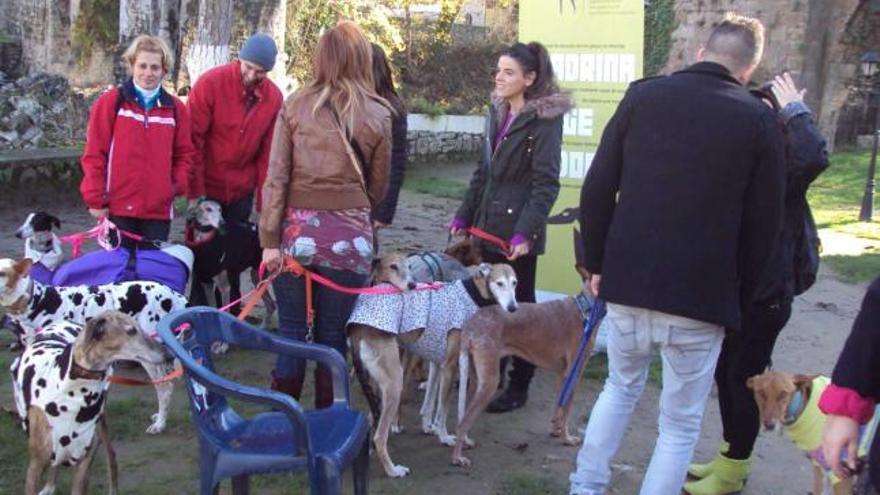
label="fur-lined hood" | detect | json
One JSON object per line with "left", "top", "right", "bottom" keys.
{"left": 492, "top": 90, "right": 574, "bottom": 121}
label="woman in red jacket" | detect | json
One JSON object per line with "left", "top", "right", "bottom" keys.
{"left": 80, "top": 35, "right": 194, "bottom": 245}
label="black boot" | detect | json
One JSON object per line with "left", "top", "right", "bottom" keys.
{"left": 487, "top": 357, "right": 534, "bottom": 413}
{"left": 486, "top": 385, "right": 528, "bottom": 413}
{"left": 314, "top": 366, "right": 334, "bottom": 409}
{"left": 271, "top": 371, "right": 304, "bottom": 400}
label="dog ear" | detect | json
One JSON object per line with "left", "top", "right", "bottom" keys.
{"left": 14, "top": 258, "right": 33, "bottom": 275}
{"left": 477, "top": 263, "right": 492, "bottom": 278}
{"left": 792, "top": 374, "right": 816, "bottom": 390}
{"left": 86, "top": 316, "right": 107, "bottom": 342}
{"left": 371, "top": 257, "right": 382, "bottom": 270}
{"left": 50, "top": 215, "right": 61, "bottom": 230}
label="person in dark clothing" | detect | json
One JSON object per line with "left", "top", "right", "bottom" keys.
{"left": 449, "top": 41, "right": 570, "bottom": 413}
{"left": 570, "top": 14, "right": 786, "bottom": 495}
{"left": 370, "top": 43, "right": 408, "bottom": 229}
{"left": 820, "top": 277, "right": 880, "bottom": 493}
{"left": 685, "top": 72, "right": 830, "bottom": 495}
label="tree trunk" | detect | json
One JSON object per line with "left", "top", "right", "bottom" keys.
{"left": 176, "top": 0, "right": 286, "bottom": 90}
{"left": 181, "top": 0, "right": 233, "bottom": 87}
{"left": 17, "top": 0, "right": 74, "bottom": 76}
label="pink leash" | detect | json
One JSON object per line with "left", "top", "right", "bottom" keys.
{"left": 60, "top": 218, "right": 144, "bottom": 257}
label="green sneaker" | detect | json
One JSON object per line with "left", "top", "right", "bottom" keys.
{"left": 687, "top": 441, "right": 730, "bottom": 479}
{"left": 684, "top": 455, "right": 750, "bottom": 495}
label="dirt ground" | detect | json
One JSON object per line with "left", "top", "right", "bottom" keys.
{"left": 0, "top": 172, "right": 871, "bottom": 494}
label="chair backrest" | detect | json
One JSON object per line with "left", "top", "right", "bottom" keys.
{"left": 156, "top": 307, "right": 304, "bottom": 432}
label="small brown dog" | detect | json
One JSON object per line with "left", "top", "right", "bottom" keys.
{"left": 13, "top": 311, "right": 169, "bottom": 495}
{"left": 747, "top": 370, "right": 854, "bottom": 495}
{"left": 451, "top": 268, "right": 601, "bottom": 468}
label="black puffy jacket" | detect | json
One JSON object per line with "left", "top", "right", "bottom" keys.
{"left": 752, "top": 102, "right": 829, "bottom": 304}
{"left": 456, "top": 91, "right": 571, "bottom": 255}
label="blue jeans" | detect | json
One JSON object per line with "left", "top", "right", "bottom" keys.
{"left": 273, "top": 266, "right": 366, "bottom": 380}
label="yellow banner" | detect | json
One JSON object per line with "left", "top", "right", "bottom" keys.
{"left": 519, "top": 0, "right": 644, "bottom": 295}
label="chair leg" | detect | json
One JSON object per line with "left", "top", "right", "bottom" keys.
{"left": 316, "top": 463, "right": 343, "bottom": 495}
{"left": 199, "top": 453, "right": 219, "bottom": 495}
{"left": 231, "top": 475, "right": 250, "bottom": 495}
{"left": 353, "top": 436, "right": 370, "bottom": 495}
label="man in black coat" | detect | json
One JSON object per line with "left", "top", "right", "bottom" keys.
{"left": 569, "top": 13, "right": 786, "bottom": 495}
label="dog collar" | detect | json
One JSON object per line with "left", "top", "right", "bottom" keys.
{"left": 783, "top": 389, "right": 804, "bottom": 425}
{"left": 463, "top": 278, "right": 495, "bottom": 307}
{"left": 70, "top": 359, "right": 107, "bottom": 381}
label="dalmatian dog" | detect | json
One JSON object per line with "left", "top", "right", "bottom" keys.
{"left": 12, "top": 311, "right": 169, "bottom": 495}
{"left": 0, "top": 257, "right": 187, "bottom": 434}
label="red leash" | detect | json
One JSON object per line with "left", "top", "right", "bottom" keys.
{"left": 467, "top": 226, "right": 511, "bottom": 252}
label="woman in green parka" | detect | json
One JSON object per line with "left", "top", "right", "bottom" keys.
{"left": 450, "top": 41, "right": 572, "bottom": 413}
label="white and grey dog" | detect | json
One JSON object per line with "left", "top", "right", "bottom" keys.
{"left": 15, "top": 211, "right": 64, "bottom": 271}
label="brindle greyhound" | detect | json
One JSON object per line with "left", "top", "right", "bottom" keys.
{"left": 451, "top": 266, "right": 602, "bottom": 468}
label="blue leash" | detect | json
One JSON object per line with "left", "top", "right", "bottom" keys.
{"left": 557, "top": 296, "right": 606, "bottom": 409}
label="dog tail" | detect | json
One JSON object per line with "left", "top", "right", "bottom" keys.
{"left": 350, "top": 337, "right": 382, "bottom": 427}
{"left": 457, "top": 334, "right": 470, "bottom": 423}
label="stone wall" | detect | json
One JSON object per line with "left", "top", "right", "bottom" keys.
{"left": 407, "top": 131, "right": 483, "bottom": 160}
{"left": 0, "top": 73, "right": 93, "bottom": 150}
{"left": 407, "top": 113, "right": 484, "bottom": 160}
{"left": 662, "top": 0, "right": 864, "bottom": 151}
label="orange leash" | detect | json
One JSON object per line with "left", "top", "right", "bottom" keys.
{"left": 108, "top": 364, "right": 184, "bottom": 386}
{"left": 236, "top": 279, "right": 272, "bottom": 322}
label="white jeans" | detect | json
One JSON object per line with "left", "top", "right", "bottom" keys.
{"left": 569, "top": 303, "right": 724, "bottom": 495}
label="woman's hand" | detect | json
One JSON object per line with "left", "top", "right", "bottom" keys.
{"left": 448, "top": 218, "right": 468, "bottom": 237}
{"left": 771, "top": 72, "right": 806, "bottom": 108}
{"left": 88, "top": 208, "right": 108, "bottom": 220}
{"left": 372, "top": 220, "right": 389, "bottom": 230}
{"left": 822, "top": 414, "right": 861, "bottom": 480}
{"left": 262, "top": 248, "right": 282, "bottom": 273}
{"left": 506, "top": 242, "right": 530, "bottom": 261}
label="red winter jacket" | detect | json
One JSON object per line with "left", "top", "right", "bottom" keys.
{"left": 187, "top": 61, "right": 283, "bottom": 208}
{"left": 80, "top": 80, "right": 194, "bottom": 220}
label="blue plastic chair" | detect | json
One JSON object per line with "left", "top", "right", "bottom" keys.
{"left": 157, "top": 307, "right": 370, "bottom": 495}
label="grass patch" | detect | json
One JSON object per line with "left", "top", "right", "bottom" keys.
{"left": 810, "top": 150, "right": 880, "bottom": 239}
{"left": 496, "top": 472, "right": 568, "bottom": 495}
{"left": 583, "top": 351, "right": 663, "bottom": 387}
{"left": 822, "top": 252, "right": 880, "bottom": 283}
{"left": 807, "top": 150, "right": 880, "bottom": 283}
{"left": 403, "top": 175, "right": 468, "bottom": 200}
{"left": 402, "top": 161, "right": 471, "bottom": 200}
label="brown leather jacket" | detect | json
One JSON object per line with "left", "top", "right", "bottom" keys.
{"left": 260, "top": 90, "right": 392, "bottom": 248}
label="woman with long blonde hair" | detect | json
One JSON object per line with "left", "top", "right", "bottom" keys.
{"left": 260, "top": 21, "right": 392, "bottom": 408}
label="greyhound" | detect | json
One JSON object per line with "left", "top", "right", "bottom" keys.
{"left": 451, "top": 267, "right": 603, "bottom": 468}
{"left": 187, "top": 199, "right": 277, "bottom": 334}
{"left": 12, "top": 311, "right": 170, "bottom": 495}
{"left": 347, "top": 261, "right": 518, "bottom": 477}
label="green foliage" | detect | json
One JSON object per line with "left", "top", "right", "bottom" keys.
{"left": 72, "top": 0, "right": 119, "bottom": 67}
{"left": 409, "top": 96, "right": 445, "bottom": 118}
{"left": 644, "top": 0, "right": 676, "bottom": 76}
{"left": 285, "top": 0, "right": 409, "bottom": 85}
{"left": 395, "top": 23, "right": 501, "bottom": 116}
